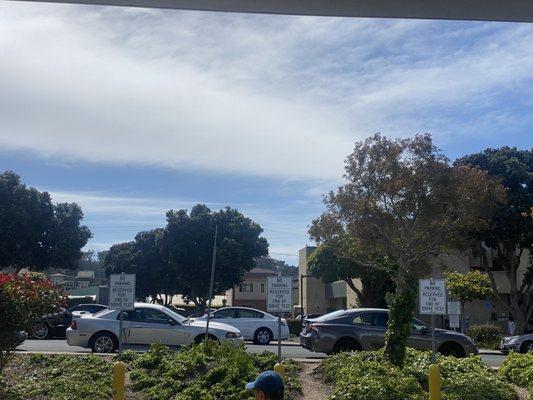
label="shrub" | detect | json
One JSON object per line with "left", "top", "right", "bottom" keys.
{"left": 129, "top": 341, "right": 301, "bottom": 400}
{"left": 320, "top": 348, "right": 517, "bottom": 400}
{"left": 499, "top": 352, "right": 533, "bottom": 389}
{"left": 468, "top": 324, "right": 503, "bottom": 349}
{"left": 0, "top": 273, "right": 64, "bottom": 375}
{"left": 286, "top": 319, "right": 302, "bottom": 336}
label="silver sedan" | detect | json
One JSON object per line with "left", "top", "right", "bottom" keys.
{"left": 500, "top": 333, "right": 533, "bottom": 353}
{"left": 66, "top": 302, "right": 243, "bottom": 353}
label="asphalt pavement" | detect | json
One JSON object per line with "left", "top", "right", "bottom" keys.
{"left": 16, "top": 339, "right": 506, "bottom": 367}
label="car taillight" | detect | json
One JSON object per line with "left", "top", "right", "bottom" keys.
{"left": 70, "top": 320, "right": 77, "bottom": 330}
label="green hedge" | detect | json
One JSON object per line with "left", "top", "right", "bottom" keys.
{"left": 286, "top": 319, "right": 302, "bottom": 336}
{"left": 499, "top": 351, "right": 533, "bottom": 399}
{"left": 467, "top": 324, "right": 502, "bottom": 350}
{"left": 320, "top": 348, "right": 517, "bottom": 400}
{"left": 127, "top": 341, "right": 302, "bottom": 400}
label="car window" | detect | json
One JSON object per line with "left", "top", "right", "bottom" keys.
{"left": 237, "top": 309, "right": 263, "bottom": 319}
{"left": 213, "top": 308, "right": 235, "bottom": 318}
{"left": 312, "top": 310, "right": 345, "bottom": 322}
{"left": 353, "top": 312, "right": 388, "bottom": 327}
{"left": 412, "top": 318, "right": 428, "bottom": 331}
{"left": 136, "top": 308, "right": 173, "bottom": 324}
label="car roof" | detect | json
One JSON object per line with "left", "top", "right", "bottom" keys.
{"left": 221, "top": 306, "right": 266, "bottom": 313}
{"left": 72, "top": 303, "right": 107, "bottom": 307}
{"left": 345, "top": 308, "right": 389, "bottom": 313}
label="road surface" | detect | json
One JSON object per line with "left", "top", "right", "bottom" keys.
{"left": 17, "top": 339, "right": 505, "bottom": 367}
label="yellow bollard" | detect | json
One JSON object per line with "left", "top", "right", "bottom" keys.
{"left": 112, "top": 361, "right": 126, "bottom": 400}
{"left": 274, "top": 362, "right": 286, "bottom": 381}
{"left": 428, "top": 364, "right": 441, "bottom": 400}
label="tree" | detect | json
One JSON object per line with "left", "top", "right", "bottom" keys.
{"left": 0, "top": 171, "right": 92, "bottom": 272}
{"left": 307, "top": 242, "right": 394, "bottom": 308}
{"left": 0, "top": 273, "right": 64, "bottom": 375}
{"left": 104, "top": 229, "right": 170, "bottom": 303}
{"left": 310, "top": 134, "right": 505, "bottom": 366}
{"left": 456, "top": 147, "right": 533, "bottom": 334}
{"left": 445, "top": 270, "right": 492, "bottom": 333}
{"left": 158, "top": 204, "right": 268, "bottom": 312}
{"left": 254, "top": 256, "right": 298, "bottom": 276}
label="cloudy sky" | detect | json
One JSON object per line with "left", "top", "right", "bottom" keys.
{"left": 1, "top": 2, "right": 532, "bottom": 264}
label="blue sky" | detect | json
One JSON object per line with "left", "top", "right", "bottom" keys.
{"left": 1, "top": 3, "right": 532, "bottom": 265}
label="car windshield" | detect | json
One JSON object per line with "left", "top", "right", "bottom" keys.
{"left": 93, "top": 309, "right": 115, "bottom": 319}
{"left": 162, "top": 307, "right": 188, "bottom": 323}
{"left": 311, "top": 310, "right": 346, "bottom": 322}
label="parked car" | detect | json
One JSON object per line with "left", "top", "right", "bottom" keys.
{"left": 193, "top": 307, "right": 289, "bottom": 345}
{"left": 32, "top": 304, "right": 108, "bottom": 339}
{"left": 66, "top": 302, "right": 243, "bottom": 353}
{"left": 300, "top": 308, "right": 478, "bottom": 357}
{"left": 500, "top": 333, "right": 533, "bottom": 353}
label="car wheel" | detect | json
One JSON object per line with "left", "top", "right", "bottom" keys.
{"left": 520, "top": 341, "right": 533, "bottom": 354}
{"left": 253, "top": 328, "right": 273, "bottom": 345}
{"left": 333, "top": 338, "right": 361, "bottom": 354}
{"left": 194, "top": 334, "right": 219, "bottom": 344}
{"left": 32, "top": 323, "right": 51, "bottom": 340}
{"left": 91, "top": 332, "right": 118, "bottom": 353}
{"left": 438, "top": 342, "right": 466, "bottom": 357}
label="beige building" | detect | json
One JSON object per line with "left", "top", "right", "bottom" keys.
{"left": 226, "top": 267, "right": 299, "bottom": 312}
{"left": 299, "top": 246, "right": 532, "bottom": 331}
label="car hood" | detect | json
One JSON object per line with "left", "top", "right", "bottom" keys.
{"left": 186, "top": 319, "right": 240, "bottom": 333}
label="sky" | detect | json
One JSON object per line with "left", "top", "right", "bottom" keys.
{"left": 1, "top": 3, "right": 532, "bottom": 265}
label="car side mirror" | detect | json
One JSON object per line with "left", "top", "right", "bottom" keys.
{"left": 169, "top": 319, "right": 179, "bottom": 326}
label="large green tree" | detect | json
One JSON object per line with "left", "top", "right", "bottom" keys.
{"left": 158, "top": 204, "right": 268, "bottom": 312}
{"left": 0, "top": 171, "right": 92, "bottom": 272}
{"left": 104, "top": 229, "right": 171, "bottom": 303}
{"left": 310, "top": 134, "right": 504, "bottom": 366}
{"left": 456, "top": 147, "right": 532, "bottom": 334}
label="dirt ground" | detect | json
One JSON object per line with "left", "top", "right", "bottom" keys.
{"left": 298, "top": 362, "right": 332, "bottom": 400}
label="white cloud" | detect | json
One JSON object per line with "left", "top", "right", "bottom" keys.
{"left": 0, "top": 3, "right": 532, "bottom": 181}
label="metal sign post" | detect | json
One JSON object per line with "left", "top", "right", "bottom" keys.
{"left": 205, "top": 225, "right": 218, "bottom": 339}
{"left": 419, "top": 278, "right": 447, "bottom": 363}
{"left": 267, "top": 276, "right": 292, "bottom": 362}
{"left": 109, "top": 273, "right": 136, "bottom": 355}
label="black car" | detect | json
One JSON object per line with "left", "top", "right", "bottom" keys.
{"left": 32, "top": 303, "right": 108, "bottom": 339}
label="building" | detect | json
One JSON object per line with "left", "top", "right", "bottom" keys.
{"left": 226, "top": 267, "right": 299, "bottom": 312}
{"left": 298, "top": 246, "right": 532, "bottom": 331}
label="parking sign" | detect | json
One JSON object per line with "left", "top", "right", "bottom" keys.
{"left": 267, "top": 276, "right": 292, "bottom": 313}
{"left": 109, "top": 273, "right": 136, "bottom": 310}
{"left": 419, "top": 279, "right": 446, "bottom": 315}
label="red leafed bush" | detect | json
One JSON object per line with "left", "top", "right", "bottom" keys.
{"left": 0, "top": 272, "right": 65, "bottom": 375}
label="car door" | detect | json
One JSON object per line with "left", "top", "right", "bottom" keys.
{"left": 233, "top": 309, "right": 264, "bottom": 339}
{"left": 406, "top": 318, "right": 432, "bottom": 350}
{"left": 352, "top": 312, "right": 388, "bottom": 350}
{"left": 126, "top": 308, "right": 185, "bottom": 346}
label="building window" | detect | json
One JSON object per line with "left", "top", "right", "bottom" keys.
{"left": 239, "top": 283, "right": 254, "bottom": 292}
{"left": 261, "top": 283, "right": 264, "bottom": 293}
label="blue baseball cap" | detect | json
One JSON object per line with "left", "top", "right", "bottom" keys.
{"left": 245, "top": 371, "right": 284, "bottom": 394}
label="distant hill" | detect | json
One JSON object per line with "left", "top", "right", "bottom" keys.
{"left": 254, "top": 256, "right": 298, "bottom": 276}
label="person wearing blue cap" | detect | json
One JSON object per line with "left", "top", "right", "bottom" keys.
{"left": 245, "top": 370, "right": 285, "bottom": 400}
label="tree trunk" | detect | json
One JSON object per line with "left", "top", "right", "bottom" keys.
{"left": 384, "top": 278, "right": 417, "bottom": 368}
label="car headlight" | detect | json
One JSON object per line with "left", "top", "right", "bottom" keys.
{"left": 506, "top": 336, "right": 520, "bottom": 344}
{"left": 226, "top": 332, "right": 242, "bottom": 339}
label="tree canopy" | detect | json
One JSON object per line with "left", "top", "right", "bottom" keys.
{"left": 254, "top": 256, "right": 297, "bottom": 276}
{"left": 158, "top": 204, "right": 268, "bottom": 310}
{"left": 310, "top": 134, "right": 505, "bottom": 366}
{"left": 0, "top": 171, "right": 92, "bottom": 272}
{"left": 445, "top": 270, "right": 493, "bottom": 304}
{"left": 455, "top": 146, "right": 532, "bottom": 333}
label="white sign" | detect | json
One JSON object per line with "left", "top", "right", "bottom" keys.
{"left": 449, "top": 314, "right": 460, "bottom": 328}
{"left": 109, "top": 273, "right": 136, "bottom": 310}
{"left": 447, "top": 301, "right": 461, "bottom": 315}
{"left": 419, "top": 279, "right": 447, "bottom": 315}
{"left": 267, "top": 276, "right": 292, "bottom": 313}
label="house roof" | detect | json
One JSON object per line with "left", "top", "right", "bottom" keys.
{"left": 76, "top": 271, "right": 95, "bottom": 279}
{"left": 244, "top": 267, "right": 279, "bottom": 276}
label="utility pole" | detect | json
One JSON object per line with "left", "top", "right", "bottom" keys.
{"left": 205, "top": 225, "right": 218, "bottom": 338}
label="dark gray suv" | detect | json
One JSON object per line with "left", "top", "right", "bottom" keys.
{"left": 300, "top": 308, "right": 478, "bottom": 357}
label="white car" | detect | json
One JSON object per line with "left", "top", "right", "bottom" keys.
{"left": 66, "top": 302, "right": 243, "bottom": 353}
{"left": 500, "top": 333, "right": 533, "bottom": 353}
{"left": 194, "top": 307, "right": 289, "bottom": 345}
